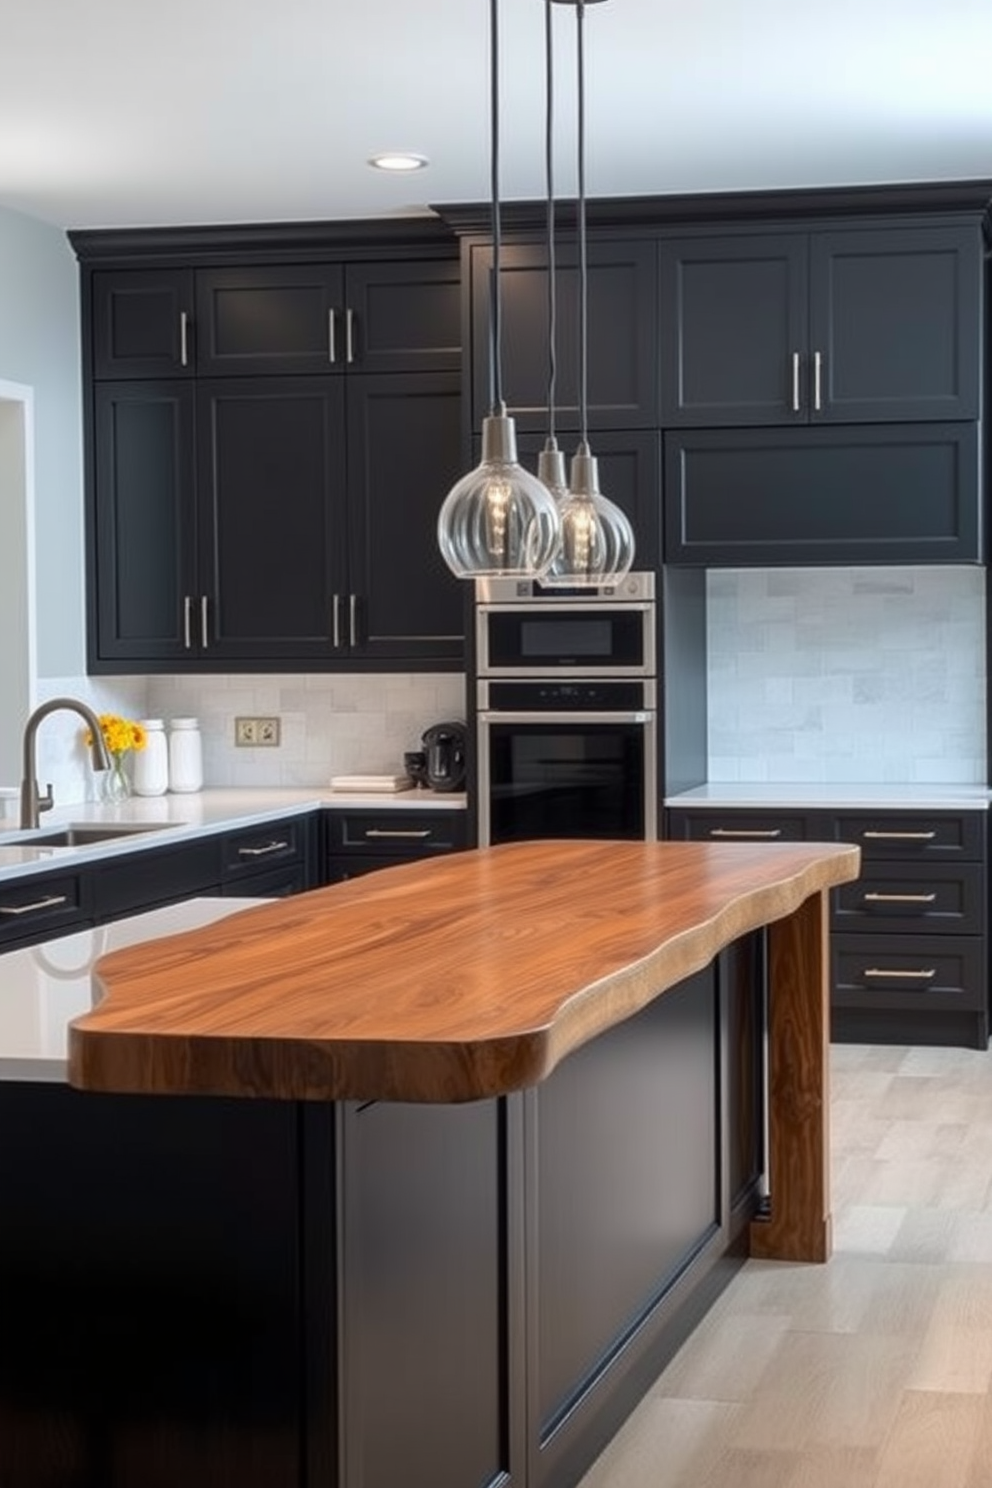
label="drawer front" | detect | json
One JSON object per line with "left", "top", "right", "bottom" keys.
{"left": 0, "top": 872, "right": 90, "bottom": 949}
{"left": 326, "top": 855, "right": 419, "bottom": 884}
{"left": 93, "top": 839, "right": 222, "bottom": 920}
{"left": 832, "top": 862, "right": 984, "bottom": 935}
{"left": 222, "top": 818, "right": 306, "bottom": 881}
{"left": 666, "top": 809, "right": 811, "bottom": 843}
{"left": 833, "top": 812, "right": 984, "bottom": 862}
{"left": 327, "top": 810, "right": 467, "bottom": 857}
{"left": 220, "top": 864, "right": 308, "bottom": 899}
{"left": 832, "top": 933, "right": 984, "bottom": 1012}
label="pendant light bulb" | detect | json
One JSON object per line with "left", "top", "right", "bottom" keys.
{"left": 540, "top": 440, "right": 635, "bottom": 586}
{"left": 437, "top": 412, "right": 562, "bottom": 579}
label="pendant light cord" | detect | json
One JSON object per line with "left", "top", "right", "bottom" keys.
{"left": 489, "top": 0, "right": 504, "bottom": 414}
{"left": 544, "top": 0, "right": 558, "bottom": 445}
{"left": 576, "top": 0, "right": 589, "bottom": 449}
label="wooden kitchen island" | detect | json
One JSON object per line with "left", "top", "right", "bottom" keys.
{"left": 0, "top": 839, "right": 858, "bottom": 1488}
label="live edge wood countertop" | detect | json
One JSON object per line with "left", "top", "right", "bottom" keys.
{"left": 68, "top": 839, "right": 860, "bottom": 1105}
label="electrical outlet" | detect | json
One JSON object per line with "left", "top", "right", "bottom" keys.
{"left": 235, "top": 716, "right": 281, "bottom": 747}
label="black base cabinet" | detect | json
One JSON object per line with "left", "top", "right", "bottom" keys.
{"left": 667, "top": 805, "right": 989, "bottom": 1048}
{"left": 0, "top": 938, "right": 763, "bottom": 1488}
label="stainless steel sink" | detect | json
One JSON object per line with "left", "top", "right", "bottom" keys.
{"left": 12, "top": 822, "right": 173, "bottom": 848}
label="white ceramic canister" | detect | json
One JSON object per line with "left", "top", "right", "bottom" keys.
{"left": 132, "top": 718, "right": 169, "bottom": 797}
{"left": 168, "top": 717, "right": 204, "bottom": 793}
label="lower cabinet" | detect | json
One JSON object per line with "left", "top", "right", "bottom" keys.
{"left": 666, "top": 805, "right": 989, "bottom": 1048}
{"left": 324, "top": 806, "right": 467, "bottom": 882}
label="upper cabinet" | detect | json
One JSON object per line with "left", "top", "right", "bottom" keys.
{"left": 659, "top": 222, "right": 983, "bottom": 426}
{"left": 466, "top": 239, "right": 659, "bottom": 432}
{"left": 92, "top": 261, "right": 461, "bottom": 380}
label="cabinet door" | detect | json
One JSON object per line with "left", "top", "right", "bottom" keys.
{"left": 345, "top": 372, "right": 465, "bottom": 663}
{"left": 195, "top": 265, "right": 344, "bottom": 375}
{"left": 91, "top": 269, "right": 195, "bottom": 379}
{"left": 513, "top": 428, "right": 662, "bottom": 570}
{"left": 91, "top": 381, "right": 197, "bottom": 667}
{"left": 196, "top": 378, "right": 346, "bottom": 662}
{"left": 663, "top": 422, "right": 981, "bottom": 567}
{"left": 658, "top": 234, "right": 808, "bottom": 426}
{"left": 344, "top": 259, "right": 461, "bottom": 374}
{"left": 469, "top": 239, "right": 658, "bottom": 431}
{"left": 810, "top": 225, "right": 982, "bottom": 422}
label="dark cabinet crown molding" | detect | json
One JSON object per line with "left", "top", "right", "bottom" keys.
{"left": 68, "top": 213, "right": 458, "bottom": 266}
{"left": 436, "top": 179, "right": 992, "bottom": 239}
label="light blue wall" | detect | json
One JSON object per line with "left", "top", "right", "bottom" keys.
{"left": 0, "top": 203, "right": 83, "bottom": 677}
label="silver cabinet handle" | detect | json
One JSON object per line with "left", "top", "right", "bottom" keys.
{"left": 709, "top": 827, "right": 782, "bottom": 839}
{"left": 0, "top": 894, "right": 69, "bottom": 917}
{"left": 328, "top": 309, "right": 337, "bottom": 364}
{"left": 183, "top": 595, "right": 193, "bottom": 650}
{"left": 791, "top": 351, "right": 801, "bottom": 413}
{"left": 813, "top": 350, "right": 822, "bottom": 412}
{"left": 237, "top": 840, "right": 289, "bottom": 857}
{"left": 200, "top": 595, "right": 209, "bottom": 649}
{"left": 332, "top": 595, "right": 342, "bottom": 649}
{"left": 364, "top": 828, "right": 432, "bottom": 839}
{"left": 349, "top": 593, "right": 358, "bottom": 647}
{"left": 861, "top": 830, "right": 937, "bottom": 841}
{"left": 862, "top": 891, "right": 937, "bottom": 904}
{"left": 345, "top": 308, "right": 355, "bottom": 364}
{"left": 862, "top": 967, "right": 936, "bottom": 980}
{"left": 179, "top": 310, "right": 189, "bottom": 368}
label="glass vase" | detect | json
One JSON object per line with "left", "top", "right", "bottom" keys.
{"left": 102, "top": 755, "right": 131, "bottom": 804}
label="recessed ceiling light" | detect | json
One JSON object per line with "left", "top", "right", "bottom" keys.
{"left": 368, "top": 152, "right": 430, "bottom": 173}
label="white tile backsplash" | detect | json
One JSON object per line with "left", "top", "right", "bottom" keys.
{"left": 706, "top": 567, "right": 986, "bottom": 784}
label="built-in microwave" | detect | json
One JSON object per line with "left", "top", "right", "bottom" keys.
{"left": 475, "top": 572, "right": 655, "bottom": 678}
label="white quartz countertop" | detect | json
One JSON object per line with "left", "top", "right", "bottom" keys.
{"left": 0, "top": 786, "right": 466, "bottom": 881}
{"left": 665, "top": 783, "right": 991, "bottom": 812}
{"left": 0, "top": 896, "right": 267, "bottom": 1083}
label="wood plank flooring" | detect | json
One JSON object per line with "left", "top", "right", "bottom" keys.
{"left": 577, "top": 1043, "right": 992, "bottom": 1488}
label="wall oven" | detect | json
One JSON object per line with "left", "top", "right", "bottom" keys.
{"left": 475, "top": 572, "right": 655, "bottom": 678}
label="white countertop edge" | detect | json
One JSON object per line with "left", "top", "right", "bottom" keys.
{"left": 0, "top": 787, "right": 467, "bottom": 880}
{"left": 665, "top": 783, "right": 991, "bottom": 812}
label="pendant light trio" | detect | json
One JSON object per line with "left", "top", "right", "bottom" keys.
{"left": 437, "top": 0, "right": 635, "bottom": 587}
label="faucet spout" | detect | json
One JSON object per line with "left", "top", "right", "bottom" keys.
{"left": 20, "top": 698, "right": 112, "bottom": 831}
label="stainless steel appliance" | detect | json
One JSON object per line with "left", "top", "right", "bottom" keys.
{"left": 475, "top": 571, "right": 655, "bottom": 678}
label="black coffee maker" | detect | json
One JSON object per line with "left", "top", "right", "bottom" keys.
{"left": 420, "top": 721, "right": 467, "bottom": 792}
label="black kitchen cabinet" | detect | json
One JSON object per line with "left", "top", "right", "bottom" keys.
{"left": 324, "top": 805, "right": 467, "bottom": 883}
{"left": 467, "top": 239, "right": 659, "bottom": 432}
{"left": 666, "top": 804, "right": 989, "bottom": 1049}
{"left": 0, "top": 869, "right": 93, "bottom": 951}
{"left": 195, "top": 259, "right": 460, "bottom": 377}
{"left": 659, "top": 223, "right": 983, "bottom": 426}
{"left": 664, "top": 422, "right": 982, "bottom": 567}
{"left": 91, "top": 268, "right": 194, "bottom": 379}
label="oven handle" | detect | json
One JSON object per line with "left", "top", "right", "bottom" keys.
{"left": 477, "top": 710, "right": 654, "bottom": 725}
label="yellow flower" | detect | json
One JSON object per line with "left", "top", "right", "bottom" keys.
{"left": 83, "top": 712, "right": 148, "bottom": 757}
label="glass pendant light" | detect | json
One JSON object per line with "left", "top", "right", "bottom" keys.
{"left": 437, "top": 0, "right": 562, "bottom": 580}
{"left": 541, "top": 0, "right": 635, "bottom": 589}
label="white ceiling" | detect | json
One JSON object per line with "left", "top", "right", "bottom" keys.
{"left": 2, "top": 0, "right": 991, "bottom": 231}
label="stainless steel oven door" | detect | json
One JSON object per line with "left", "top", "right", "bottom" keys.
{"left": 476, "top": 710, "right": 658, "bottom": 847}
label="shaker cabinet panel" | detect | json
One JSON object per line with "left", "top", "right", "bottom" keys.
{"left": 91, "top": 380, "right": 197, "bottom": 664}
{"left": 195, "top": 265, "right": 344, "bottom": 376}
{"left": 345, "top": 373, "right": 464, "bottom": 662}
{"left": 344, "top": 259, "right": 462, "bottom": 374}
{"left": 663, "top": 422, "right": 981, "bottom": 567}
{"left": 469, "top": 239, "right": 658, "bottom": 431}
{"left": 195, "top": 377, "right": 345, "bottom": 661}
{"left": 92, "top": 269, "right": 195, "bottom": 379}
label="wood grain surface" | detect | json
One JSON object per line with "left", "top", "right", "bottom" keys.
{"left": 69, "top": 838, "right": 858, "bottom": 1106}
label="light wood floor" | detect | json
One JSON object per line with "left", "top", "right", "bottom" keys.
{"left": 578, "top": 1042, "right": 992, "bottom": 1488}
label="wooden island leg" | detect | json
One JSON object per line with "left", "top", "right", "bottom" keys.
{"left": 749, "top": 889, "right": 832, "bottom": 1263}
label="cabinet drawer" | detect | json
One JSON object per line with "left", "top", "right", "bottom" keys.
{"left": 0, "top": 873, "right": 90, "bottom": 949}
{"left": 92, "top": 839, "right": 222, "bottom": 920}
{"left": 832, "top": 863, "right": 984, "bottom": 935}
{"left": 327, "top": 810, "right": 467, "bottom": 856}
{"left": 833, "top": 812, "right": 984, "bottom": 862}
{"left": 222, "top": 819, "right": 307, "bottom": 881}
{"left": 666, "top": 810, "right": 811, "bottom": 843}
{"left": 221, "top": 864, "right": 308, "bottom": 899}
{"left": 832, "top": 934, "right": 984, "bottom": 1012}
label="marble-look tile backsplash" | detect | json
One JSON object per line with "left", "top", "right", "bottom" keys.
{"left": 26, "top": 673, "right": 466, "bottom": 803}
{"left": 706, "top": 567, "right": 986, "bottom": 784}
